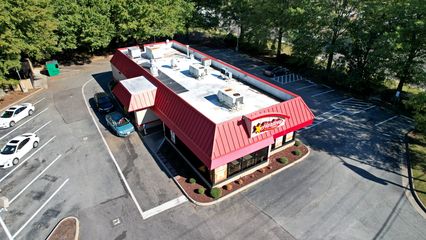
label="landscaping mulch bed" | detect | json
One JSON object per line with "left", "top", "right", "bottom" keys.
{"left": 178, "top": 141, "right": 309, "bottom": 203}
{"left": 47, "top": 217, "right": 78, "bottom": 240}
{"left": 0, "top": 89, "right": 38, "bottom": 110}
{"left": 407, "top": 131, "right": 426, "bottom": 207}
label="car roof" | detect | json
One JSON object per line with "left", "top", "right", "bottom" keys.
{"left": 107, "top": 112, "right": 124, "bottom": 121}
{"left": 7, "top": 134, "right": 32, "bottom": 144}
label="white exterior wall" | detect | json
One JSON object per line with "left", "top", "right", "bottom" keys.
{"left": 135, "top": 108, "right": 159, "bottom": 126}
{"left": 111, "top": 64, "right": 126, "bottom": 81}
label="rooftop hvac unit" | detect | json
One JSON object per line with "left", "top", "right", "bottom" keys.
{"left": 220, "top": 68, "right": 232, "bottom": 80}
{"left": 202, "top": 58, "right": 211, "bottom": 67}
{"left": 128, "top": 46, "right": 141, "bottom": 59}
{"left": 217, "top": 88, "right": 244, "bottom": 109}
{"left": 189, "top": 63, "right": 208, "bottom": 79}
{"left": 146, "top": 46, "right": 164, "bottom": 59}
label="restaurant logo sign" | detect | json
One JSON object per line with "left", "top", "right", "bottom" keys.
{"left": 244, "top": 114, "right": 287, "bottom": 138}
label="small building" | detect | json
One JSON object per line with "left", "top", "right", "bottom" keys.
{"left": 110, "top": 40, "right": 314, "bottom": 188}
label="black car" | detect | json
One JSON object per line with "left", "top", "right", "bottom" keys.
{"left": 94, "top": 92, "right": 114, "bottom": 113}
{"left": 263, "top": 66, "right": 289, "bottom": 77}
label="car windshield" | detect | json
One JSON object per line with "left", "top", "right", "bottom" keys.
{"left": 1, "top": 111, "right": 14, "bottom": 118}
{"left": 1, "top": 145, "right": 16, "bottom": 154}
{"left": 116, "top": 117, "right": 130, "bottom": 127}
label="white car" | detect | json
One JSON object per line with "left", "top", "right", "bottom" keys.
{"left": 0, "top": 133, "right": 39, "bottom": 168}
{"left": 0, "top": 103, "right": 35, "bottom": 128}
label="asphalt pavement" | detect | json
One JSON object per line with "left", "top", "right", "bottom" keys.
{"left": 0, "top": 49, "right": 425, "bottom": 240}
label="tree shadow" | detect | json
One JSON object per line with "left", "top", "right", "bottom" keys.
{"left": 91, "top": 71, "right": 113, "bottom": 95}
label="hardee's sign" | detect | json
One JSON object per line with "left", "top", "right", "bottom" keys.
{"left": 243, "top": 113, "right": 288, "bottom": 138}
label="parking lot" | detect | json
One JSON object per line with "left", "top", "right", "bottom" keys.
{"left": 1, "top": 48, "right": 425, "bottom": 239}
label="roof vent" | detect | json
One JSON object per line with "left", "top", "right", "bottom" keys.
{"left": 217, "top": 88, "right": 244, "bottom": 109}
{"left": 189, "top": 63, "right": 208, "bottom": 79}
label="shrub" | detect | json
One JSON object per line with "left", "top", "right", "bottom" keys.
{"left": 267, "top": 166, "right": 273, "bottom": 169}
{"left": 236, "top": 179, "right": 244, "bottom": 185}
{"left": 224, "top": 183, "right": 233, "bottom": 191}
{"left": 197, "top": 187, "right": 206, "bottom": 195}
{"left": 294, "top": 140, "right": 301, "bottom": 147}
{"left": 258, "top": 168, "right": 266, "bottom": 173}
{"left": 210, "top": 187, "right": 222, "bottom": 199}
{"left": 279, "top": 157, "right": 288, "bottom": 164}
{"left": 292, "top": 150, "right": 301, "bottom": 156}
{"left": 189, "top": 178, "right": 196, "bottom": 184}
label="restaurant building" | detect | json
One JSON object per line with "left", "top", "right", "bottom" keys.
{"left": 110, "top": 40, "right": 314, "bottom": 188}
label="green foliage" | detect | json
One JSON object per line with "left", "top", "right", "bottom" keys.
{"left": 407, "top": 93, "right": 426, "bottom": 134}
{"left": 189, "top": 178, "right": 196, "bottom": 184}
{"left": 292, "top": 150, "right": 301, "bottom": 156}
{"left": 0, "top": 0, "right": 59, "bottom": 78}
{"left": 278, "top": 157, "right": 288, "bottom": 164}
{"left": 197, "top": 187, "right": 206, "bottom": 195}
{"left": 210, "top": 187, "right": 222, "bottom": 199}
{"left": 111, "top": 0, "right": 194, "bottom": 43}
{"left": 54, "top": 0, "right": 114, "bottom": 52}
{"left": 294, "top": 140, "right": 301, "bottom": 147}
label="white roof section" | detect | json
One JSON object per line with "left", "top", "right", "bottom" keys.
{"left": 120, "top": 76, "right": 157, "bottom": 94}
{"left": 123, "top": 46, "right": 280, "bottom": 123}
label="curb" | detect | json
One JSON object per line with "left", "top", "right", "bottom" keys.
{"left": 183, "top": 146, "right": 311, "bottom": 206}
{"left": 46, "top": 216, "right": 80, "bottom": 240}
{"left": 403, "top": 131, "right": 426, "bottom": 219}
{"left": 0, "top": 88, "right": 44, "bottom": 112}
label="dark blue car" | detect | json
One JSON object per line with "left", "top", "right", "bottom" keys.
{"left": 94, "top": 92, "right": 114, "bottom": 113}
{"left": 105, "top": 112, "right": 135, "bottom": 137}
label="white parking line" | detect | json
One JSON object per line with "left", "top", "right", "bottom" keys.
{"left": 375, "top": 116, "right": 398, "bottom": 127}
{"left": 33, "top": 97, "right": 46, "bottom": 105}
{"left": 82, "top": 79, "right": 145, "bottom": 219}
{"left": 34, "top": 121, "right": 52, "bottom": 134}
{"left": 321, "top": 84, "right": 331, "bottom": 89}
{"left": 0, "top": 108, "right": 48, "bottom": 141}
{"left": 296, "top": 84, "right": 317, "bottom": 90}
{"left": 311, "top": 90, "right": 335, "bottom": 98}
{"left": 0, "top": 136, "right": 56, "bottom": 183}
{"left": 305, "top": 110, "right": 345, "bottom": 129}
{"left": 9, "top": 154, "right": 62, "bottom": 204}
{"left": 142, "top": 195, "right": 188, "bottom": 219}
{"left": 12, "top": 178, "right": 69, "bottom": 238}
{"left": 0, "top": 213, "right": 13, "bottom": 240}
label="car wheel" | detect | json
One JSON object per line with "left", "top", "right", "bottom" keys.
{"left": 12, "top": 158, "right": 19, "bottom": 165}
{"left": 10, "top": 121, "right": 15, "bottom": 127}
{"left": 33, "top": 141, "right": 39, "bottom": 148}
{"left": 28, "top": 109, "right": 34, "bottom": 116}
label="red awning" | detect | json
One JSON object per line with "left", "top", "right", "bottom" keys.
{"left": 112, "top": 77, "right": 157, "bottom": 112}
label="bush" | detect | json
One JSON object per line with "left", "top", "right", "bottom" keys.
{"left": 197, "top": 187, "right": 205, "bottom": 195}
{"left": 258, "top": 168, "right": 266, "bottom": 173}
{"left": 210, "top": 187, "right": 222, "bottom": 199}
{"left": 294, "top": 140, "right": 301, "bottom": 147}
{"left": 189, "top": 178, "right": 196, "bottom": 184}
{"left": 278, "top": 157, "right": 288, "bottom": 164}
{"left": 236, "top": 179, "right": 244, "bottom": 185}
{"left": 292, "top": 150, "right": 301, "bottom": 156}
{"left": 224, "top": 183, "right": 233, "bottom": 191}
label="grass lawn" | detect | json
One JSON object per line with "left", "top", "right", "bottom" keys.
{"left": 408, "top": 131, "right": 426, "bottom": 205}
{"left": 384, "top": 79, "right": 424, "bottom": 95}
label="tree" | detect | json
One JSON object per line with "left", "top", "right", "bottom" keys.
{"left": 54, "top": 0, "right": 114, "bottom": 52}
{"left": 0, "top": 0, "right": 58, "bottom": 80}
{"left": 111, "top": 0, "right": 194, "bottom": 44}
{"left": 388, "top": 0, "right": 426, "bottom": 100}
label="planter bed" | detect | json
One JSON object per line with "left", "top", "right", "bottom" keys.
{"left": 178, "top": 142, "right": 309, "bottom": 204}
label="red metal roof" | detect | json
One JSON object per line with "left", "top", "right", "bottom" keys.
{"left": 112, "top": 78, "right": 157, "bottom": 112}
{"left": 110, "top": 42, "right": 314, "bottom": 170}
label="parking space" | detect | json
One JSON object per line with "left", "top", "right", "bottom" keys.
{"left": 83, "top": 75, "right": 186, "bottom": 219}
{"left": 0, "top": 93, "right": 72, "bottom": 239}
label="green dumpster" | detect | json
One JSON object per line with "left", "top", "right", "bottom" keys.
{"left": 45, "top": 60, "right": 60, "bottom": 76}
